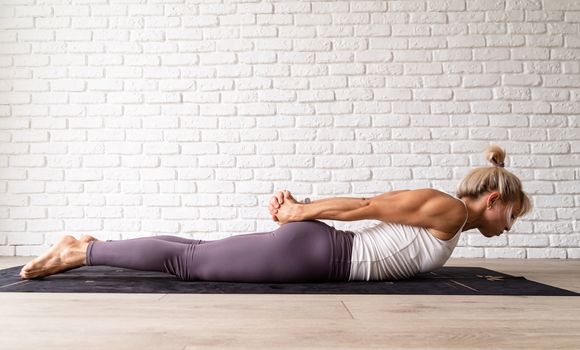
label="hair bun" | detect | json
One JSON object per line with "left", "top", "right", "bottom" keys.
{"left": 485, "top": 144, "right": 507, "bottom": 168}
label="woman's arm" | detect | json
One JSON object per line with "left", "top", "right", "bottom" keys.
{"left": 271, "top": 191, "right": 371, "bottom": 223}
{"left": 275, "top": 189, "right": 466, "bottom": 235}
{"left": 297, "top": 197, "right": 371, "bottom": 221}
{"left": 295, "top": 190, "right": 409, "bottom": 222}
{"left": 269, "top": 191, "right": 368, "bottom": 220}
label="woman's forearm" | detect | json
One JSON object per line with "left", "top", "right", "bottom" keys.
{"left": 296, "top": 196, "right": 370, "bottom": 221}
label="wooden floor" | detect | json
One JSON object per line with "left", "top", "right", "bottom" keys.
{"left": 0, "top": 257, "right": 579, "bottom": 350}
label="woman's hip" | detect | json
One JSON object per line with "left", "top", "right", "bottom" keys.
{"left": 274, "top": 220, "right": 355, "bottom": 281}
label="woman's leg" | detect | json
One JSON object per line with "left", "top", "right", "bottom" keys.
{"left": 197, "top": 222, "right": 353, "bottom": 282}
{"left": 89, "top": 220, "right": 354, "bottom": 282}
{"left": 19, "top": 235, "right": 208, "bottom": 279}
{"left": 21, "top": 221, "right": 354, "bottom": 283}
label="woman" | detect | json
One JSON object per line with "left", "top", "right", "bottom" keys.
{"left": 20, "top": 144, "right": 532, "bottom": 282}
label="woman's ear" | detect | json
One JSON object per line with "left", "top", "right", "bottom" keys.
{"left": 487, "top": 192, "right": 501, "bottom": 209}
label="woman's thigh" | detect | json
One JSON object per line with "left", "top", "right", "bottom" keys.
{"left": 187, "top": 220, "right": 335, "bottom": 283}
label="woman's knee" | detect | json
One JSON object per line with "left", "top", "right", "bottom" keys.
{"left": 160, "top": 244, "right": 197, "bottom": 281}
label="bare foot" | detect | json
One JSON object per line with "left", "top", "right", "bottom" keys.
{"left": 19, "top": 235, "right": 89, "bottom": 279}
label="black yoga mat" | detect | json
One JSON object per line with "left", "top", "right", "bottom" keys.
{"left": 0, "top": 265, "right": 577, "bottom": 296}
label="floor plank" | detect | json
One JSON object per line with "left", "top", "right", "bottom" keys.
{"left": 0, "top": 257, "right": 579, "bottom": 350}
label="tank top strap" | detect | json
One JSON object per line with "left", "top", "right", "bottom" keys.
{"left": 454, "top": 197, "right": 469, "bottom": 235}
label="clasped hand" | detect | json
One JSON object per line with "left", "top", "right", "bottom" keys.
{"left": 267, "top": 190, "right": 301, "bottom": 225}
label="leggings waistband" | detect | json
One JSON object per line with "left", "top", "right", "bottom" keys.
{"left": 326, "top": 226, "right": 355, "bottom": 281}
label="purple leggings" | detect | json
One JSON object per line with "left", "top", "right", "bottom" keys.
{"left": 86, "top": 220, "right": 355, "bottom": 283}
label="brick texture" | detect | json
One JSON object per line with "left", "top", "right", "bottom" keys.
{"left": 0, "top": 0, "right": 579, "bottom": 258}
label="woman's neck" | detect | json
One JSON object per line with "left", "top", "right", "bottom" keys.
{"left": 459, "top": 196, "right": 484, "bottom": 232}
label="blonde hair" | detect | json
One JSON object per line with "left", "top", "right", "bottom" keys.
{"left": 456, "top": 144, "right": 532, "bottom": 221}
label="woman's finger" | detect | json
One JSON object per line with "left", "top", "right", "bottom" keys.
{"left": 272, "top": 195, "right": 282, "bottom": 208}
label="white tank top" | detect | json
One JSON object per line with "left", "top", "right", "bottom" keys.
{"left": 348, "top": 198, "right": 468, "bottom": 281}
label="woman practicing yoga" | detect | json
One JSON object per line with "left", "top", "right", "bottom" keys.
{"left": 20, "top": 144, "right": 532, "bottom": 282}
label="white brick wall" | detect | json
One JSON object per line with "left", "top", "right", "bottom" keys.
{"left": 1, "top": 0, "right": 579, "bottom": 258}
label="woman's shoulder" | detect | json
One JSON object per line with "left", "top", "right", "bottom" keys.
{"left": 406, "top": 188, "right": 464, "bottom": 208}
{"left": 366, "top": 188, "right": 465, "bottom": 235}
{"left": 418, "top": 188, "right": 467, "bottom": 239}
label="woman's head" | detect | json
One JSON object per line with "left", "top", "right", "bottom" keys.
{"left": 457, "top": 144, "right": 532, "bottom": 237}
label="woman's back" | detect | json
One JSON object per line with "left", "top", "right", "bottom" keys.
{"left": 348, "top": 199, "right": 468, "bottom": 281}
